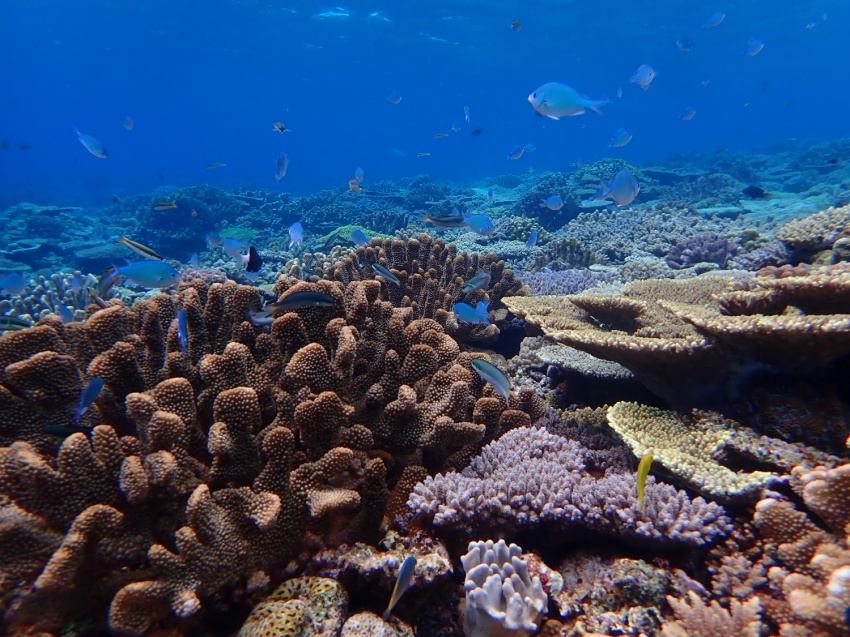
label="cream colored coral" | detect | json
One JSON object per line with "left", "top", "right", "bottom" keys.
{"left": 606, "top": 402, "right": 775, "bottom": 500}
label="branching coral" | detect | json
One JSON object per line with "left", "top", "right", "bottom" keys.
{"left": 321, "top": 234, "right": 529, "bottom": 343}
{"left": 0, "top": 272, "right": 545, "bottom": 635}
{"left": 406, "top": 426, "right": 732, "bottom": 545}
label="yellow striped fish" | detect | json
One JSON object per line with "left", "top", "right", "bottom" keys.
{"left": 116, "top": 236, "right": 163, "bottom": 261}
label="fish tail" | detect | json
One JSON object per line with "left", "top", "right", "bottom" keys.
{"left": 587, "top": 99, "right": 610, "bottom": 115}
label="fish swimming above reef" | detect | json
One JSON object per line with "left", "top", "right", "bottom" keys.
{"left": 637, "top": 453, "right": 654, "bottom": 506}
{"left": 254, "top": 291, "right": 336, "bottom": 319}
{"left": 471, "top": 358, "right": 512, "bottom": 401}
{"left": 462, "top": 270, "right": 491, "bottom": 293}
{"left": 0, "top": 315, "right": 31, "bottom": 332}
{"left": 742, "top": 38, "right": 765, "bottom": 56}
{"left": 527, "top": 229, "right": 538, "bottom": 248}
{"left": 272, "top": 122, "right": 291, "bottom": 133}
{"left": 103, "top": 260, "right": 181, "bottom": 290}
{"left": 422, "top": 211, "right": 468, "bottom": 229}
{"left": 349, "top": 178, "right": 362, "bottom": 194}
{"left": 245, "top": 246, "right": 263, "bottom": 273}
{"left": 609, "top": 127, "right": 633, "bottom": 148}
{"left": 0, "top": 272, "right": 26, "bottom": 295}
{"left": 72, "top": 377, "right": 104, "bottom": 424}
{"left": 289, "top": 222, "right": 304, "bottom": 248}
{"left": 630, "top": 64, "right": 656, "bottom": 90}
{"left": 275, "top": 152, "right": 290, "bottom": 181}
{"left": 453, "top": 301, "right": 491, "bottom": 326}
{"left": 742, "top": 185, "right": 770, "bottom": 199}
{"left": 702, "top": 10, "right": 726, "bottom": 28}
{"left": 594, "top": 169, "right": 640, "bottom": 206}
{"left": 153, "top": 202, "right": 177, "bottom": 211}
{"left": 528, "top": 82, "right": 610, "bottom": 119}
{"left": 351, "top": 229, "right": 369, "bottom": 247}
{"left": 680, "top": 106, "right": 697, "bottom": 121}
{"left": 464, "top": 213, "right": 495, "bottom": 236}
{"left": 372, "top": 263, "right": 401, "bottom": 286}
{"left": 383, "top": 555, "right": 417, "bottom": 621}
{"left": 75, "top": 127, "right": 107, "bottom": 158}
{"left": 117, "top": 236, "right": 162, "bottom": 261}
{"left": 222, "top": 238, "right": 247, "bottom": 259}
{"left": 177, "top": 310, "right": 188, "bottom": 356}
{"left": 507, "top": 145, "right": 525, "bottom": 160}
{"left": 541, "top": 195, "right": 564, "bottom": 211}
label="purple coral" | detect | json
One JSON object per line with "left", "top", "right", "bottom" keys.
{"left": 406, "top": 426, "right": 731, "bottom": 545}
{"left": 517, "top": 268, "right": 616, "bottom": 296}
{"left": 665, "top": 232, "right": 739, "bottom": 270}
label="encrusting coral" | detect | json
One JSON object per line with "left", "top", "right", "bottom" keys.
{"left": 0, "top": 269, "right": 545, "bottom": 635}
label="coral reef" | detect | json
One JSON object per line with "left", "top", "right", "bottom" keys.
{"left": 461, "top": 539, "right": 547, "bottom": 637}
{"left": 406, "top": 426, "right": 732, "bottom": 545}
{"left": 0, "top": 273, "right": 544, "bottom": 634}
{"left": 322, "top": 234, "right": 529, "bottom": 343}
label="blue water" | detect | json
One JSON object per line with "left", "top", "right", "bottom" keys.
{"left": 2, "top": 0, "right": 847, "bottom": 206}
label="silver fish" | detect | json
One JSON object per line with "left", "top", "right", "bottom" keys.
{"left": 471, "top": 358, "right": 511, "bottom": 401}
{"left": 372, "top": 263, "right": 400, "bottom": 286}
{"left": 383, "top": 555, "right": 416, "bottom": 621}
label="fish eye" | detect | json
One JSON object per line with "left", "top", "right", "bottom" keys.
{"left": 532, "top": 92, "right": 537, "bottom": 98}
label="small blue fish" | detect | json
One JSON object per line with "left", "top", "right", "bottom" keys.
{"left": 541, "top": 195, "right": 564, "bottom": 211}
{"left": 742, "top": 38, "right": 764, "bottom": 56}
{"left": 471, "top": 358, "right": 512, "bottom": 401}
{"left": 523, "top": 144, "right": 537, "bottom": 153}
{"left": 69, "top": 275, "right": 85, "bottom": 294}
{"left": 383, "top": 555, "right": 417, "bottom": 621}
{"left": 453, "top": 301, "right": 491, "bottom": 326}
{"left": 0, "top": 315, "right": 31, "bottom": 331}
{"left": 462, "top": 271, "right": 491, "bottom": 293}
{"left": 595, "top": 169, "right": 640, "bottom": 206}
{"left": 609, "top": 128, "right": 633, "bottom": 148}
{"left": 72, "top": 378, "right": 104, "bottom": 424}
{"left": 56, "top": 303, "right": 74, "bottom": 324}
{"left": 351, "top": 229, "right": 369, "bottom": 247}
{"left": 222, "top": 238, "right": 247, "bottom": 258}
{"left": 464, "top": 213, "right": 495, "bottom": 236}
{"left": 630, "top": 64, "right": 656, "bottom": 90}
{"left": 372, "top": 263, "right": 401, "bottom": 286}
{"left": 188, "top": 253, "right": 201, "bottom": 269}
{"left": 206, "top": 232, "right": 223, "bottom": 247}
{"left": 289, "top": 222, "right": 304, "bottom": 248}
{"left": 527, "top": 229, "right": 538, "bottom": 248}
{"left": 507, "top": 145, "right": 524, "bottom": 160}
{"left": 702, "top": 10, "right": 726, "bottom": 28}
{"left": 422, "top": 210, "right": 467, "bottom": 229}
{"left": 0, "top": 272, "right": 26, "bottom": 295}
{"left": 177, "top": 310, "right": 188, "bottom": 356}
{"left": 74, "top": 127, "right": 107, "bottom": 158}
{"left": 680, "top": 106, "right": 697, "bottom": 121}
{"left": 105, "top": 260, "right": 181, "bottom": 289}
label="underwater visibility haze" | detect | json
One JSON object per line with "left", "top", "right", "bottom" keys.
{"left": 2, "top": 1, "right": 850, "bottom": 637}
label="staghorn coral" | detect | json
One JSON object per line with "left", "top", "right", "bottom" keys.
{"left": 661, "top": 591, "right": 763, "bottom": 637}
{"left": 665, "top": 232, "right": 739, "bottom": 270}
{"left": 321, "top": 234, "right": 529, "bottom": 343}
{"left": 406, "top": 426, "right": 732, "bottom": 546}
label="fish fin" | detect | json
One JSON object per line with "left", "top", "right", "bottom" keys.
{"left": 546, "top": 115, "right": 560, "bottom": 121}
{"left": 588, "top": 99, "right": 610, "bottom": 115}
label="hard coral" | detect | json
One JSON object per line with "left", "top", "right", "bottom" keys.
{"left": 322, "top": 234, "right": 528, "bottom": 343}
{"left": 406, "top": 426, "right": 731, "bottom": 546}
{"left": 0, "top": 272, "right": 543, "bottom": 634}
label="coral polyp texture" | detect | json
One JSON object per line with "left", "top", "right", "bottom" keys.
{"left": 0, "top": 272, "right": 544, "bottom": 635}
